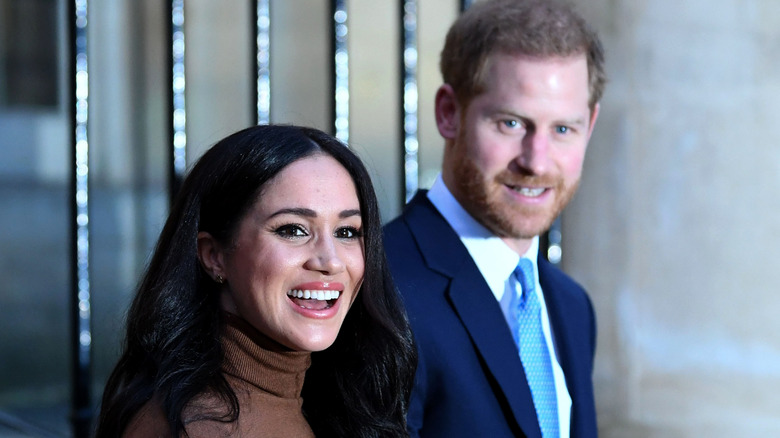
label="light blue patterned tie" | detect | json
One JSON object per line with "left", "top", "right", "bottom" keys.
{"left": 512, "top": 258, "right": 559, "bottom": 438}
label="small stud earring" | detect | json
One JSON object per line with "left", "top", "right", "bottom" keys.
{"left": 216, "top": 274, "right": 225, "bottom": 284}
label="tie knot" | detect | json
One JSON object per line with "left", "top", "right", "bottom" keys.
{"left": 514, "top": 258, "right": 536, "bottom": 305}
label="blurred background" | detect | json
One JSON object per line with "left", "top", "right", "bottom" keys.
{"left": 0, "top": 0, "right": 778, "bottom": 436}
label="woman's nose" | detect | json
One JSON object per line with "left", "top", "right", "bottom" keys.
{"left": 304, "top": 236, "right": 346, "bottom": 274}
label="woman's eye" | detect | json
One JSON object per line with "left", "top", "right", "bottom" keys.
{"left": 335, "top": 226, "right": 362, "bottom": 239}
{"left": 275, "top": 224, "right": 308, "bottom": 238}
{"left": 502, "top": 119, "right": 519, "bottom": 129}
{"left": 555, "top": 125, "right": 570, "bottom": 134}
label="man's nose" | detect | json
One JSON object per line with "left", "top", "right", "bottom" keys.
{"left": 515, "top": 132, "right": 550, "bottom": 175}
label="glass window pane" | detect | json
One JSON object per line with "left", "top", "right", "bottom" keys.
{"left": 0, "top": 0, "right": 69, "bottom": 432}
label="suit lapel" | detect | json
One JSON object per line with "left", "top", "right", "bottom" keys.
{"left": 403, "top": 193, "right": 543, "bottom": 438}
{"left": 539, "top": 258, "right": 576, "bottom": 380}
{"left": 448, "top": 276, "right": 542, "bottom": 438}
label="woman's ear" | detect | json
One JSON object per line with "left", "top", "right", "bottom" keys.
{"left": 197, "top": 231, "right": 226, "bottom": 283}
{"left": 434, "top": 84, "right": 460, "bottom": 140}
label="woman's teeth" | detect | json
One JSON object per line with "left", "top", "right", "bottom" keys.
{"left": 287, "top": 289, "right": 340, "bottom": 300}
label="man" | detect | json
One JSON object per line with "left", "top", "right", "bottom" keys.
{"left": 383, "top": 0, "right": 606, "bottom": 437}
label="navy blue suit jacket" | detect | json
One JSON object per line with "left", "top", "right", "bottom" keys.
{"left": 384, "top": 192, "right": 597, "bottom": 438}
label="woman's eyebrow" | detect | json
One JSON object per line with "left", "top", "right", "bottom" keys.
{"left": 268, "top": 207, "right": 361, "bottom": 219}
{"left": 340, "top": 209, "right": 361, "bottom": 219}
{"left": 269, "top": 207, "right": 317, "bottom": 218}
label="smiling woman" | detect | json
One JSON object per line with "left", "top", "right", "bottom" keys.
{"left": 198, "top": 153, "right": 366, "bottom": 353}
{"left": 94, "top": 125, "right": 417, "bottom": 438}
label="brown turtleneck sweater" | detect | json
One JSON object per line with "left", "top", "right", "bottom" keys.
{"left": 124, "top": 313, "right": 315, "bottom": 437}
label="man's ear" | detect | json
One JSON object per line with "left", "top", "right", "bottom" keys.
{"left": 197, "top": 231, "right": 226, "bottom": 282}
{"left": 435, "top": 84, "right": 460, "bottom": 141}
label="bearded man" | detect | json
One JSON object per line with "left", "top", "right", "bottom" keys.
{"left": 383, "top": 0, "right": 606, "bottom": 437}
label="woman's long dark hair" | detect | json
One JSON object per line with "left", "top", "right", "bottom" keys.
{"left": 95, "top": 124, "right": 416, "bottom": 437}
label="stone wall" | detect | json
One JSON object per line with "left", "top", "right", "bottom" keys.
{"left": 566, "top": 0, "right": 780, "bottom": 436}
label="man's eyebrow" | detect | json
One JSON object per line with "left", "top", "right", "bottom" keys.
{"left": 558, "top": 116, "right": 588, "bottom": 127}
{"left": 485, "top": 105, "right": 523, "bottom": 118}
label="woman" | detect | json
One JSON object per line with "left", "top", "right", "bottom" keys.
{"left": 95, "top": 125, "right": 416, "bottom": 437}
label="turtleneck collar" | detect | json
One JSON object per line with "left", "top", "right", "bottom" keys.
{"left": 221, "top": 312, "right": 312, "bottom": 399}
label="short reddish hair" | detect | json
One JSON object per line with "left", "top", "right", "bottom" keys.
{"left": 440, "top": 0, "right": 606, "bottom": 110}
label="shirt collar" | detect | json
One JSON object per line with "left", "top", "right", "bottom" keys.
{"left": 427, "top": 175, "right": 539, "bottom": 301}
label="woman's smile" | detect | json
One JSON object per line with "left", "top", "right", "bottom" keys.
{"left": 286, "top": 281, "right": 344, "bottom": 312}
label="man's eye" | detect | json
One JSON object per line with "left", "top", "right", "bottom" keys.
{"left": 555, "top": 125, "right": 570, "bottom": 134}
{"left": 503, "top": 119, "right": 519, "bottom": 129}
{"left": 335, "top": 226, "right": 362, "bottom": 239}
{"left": 275, "top": 224, "right": 307, "bottom": 238}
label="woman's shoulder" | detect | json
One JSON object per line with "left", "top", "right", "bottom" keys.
{"left": 122, "top": 398, "right": 171, "bottom": 438}
{"left": 122, "top": 393, "right": 237, "bottom": 438}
